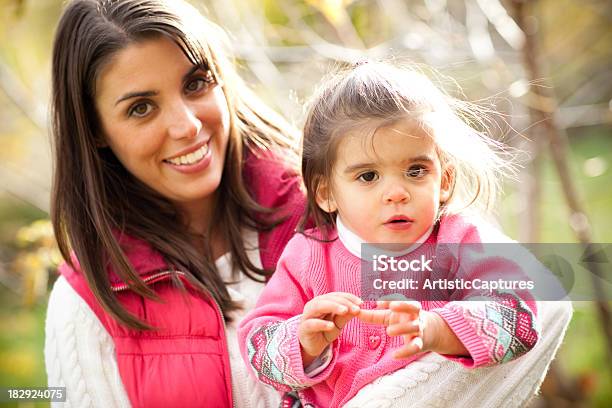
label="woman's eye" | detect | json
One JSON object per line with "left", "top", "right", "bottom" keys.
{"left": 186, "top": 78, "right": 207, "bottom": 93}
{"left": 406, "top": 166, "right": 428, "bottom": 178}
{"left": 128, "top": 102, "right": 153, "bottom": 118}
{"left": 186, "top": 71, "right": 216, "bottom": 94}
{"left": 357, "top": 171, "right": 379, "bottom": 183}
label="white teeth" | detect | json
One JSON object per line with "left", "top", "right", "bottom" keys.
{"left": 166, "top": 144, "right": 209, "bottom": 165}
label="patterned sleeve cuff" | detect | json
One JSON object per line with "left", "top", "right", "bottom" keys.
{"left": 431, "top": 305, "right": 491, "bottom": 368}
{"left": 246, "top": 315, "right": 338, "bottom": 390}
{"left": 432, "top": 295, "right": 540, "bottom": 368}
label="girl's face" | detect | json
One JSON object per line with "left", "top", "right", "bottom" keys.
{"left": 317, "top": 119, "right": 451, "bottom": 245}
{"left": 95, "top": 36, "right": 230, "bottom": 223}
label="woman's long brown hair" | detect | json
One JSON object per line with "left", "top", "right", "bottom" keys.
{"left": 50, "top": 0, "right": 299, "bottom": 329}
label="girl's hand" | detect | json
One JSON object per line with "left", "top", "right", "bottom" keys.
{"left": 298, "top": 292, "right": 362, "bottom": 367}
{"left": 358, "top": 300, "right": 425, "bottom": 359}
{"left": 358, "top": 300, "right": 468, "bottom": 359}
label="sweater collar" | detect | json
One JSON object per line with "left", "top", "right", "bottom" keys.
{"left": 336, "top": 216, "right": 434, "bottom": 260}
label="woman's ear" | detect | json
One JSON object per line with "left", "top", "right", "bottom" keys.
{"left": 440, "top": 165, "right": 455, "bottom": 203}
{"left": 315, "top": 179, "right": 337, "bottom": 213}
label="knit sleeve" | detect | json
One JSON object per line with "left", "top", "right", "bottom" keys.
{"left": 431, "top": 217, "right": 541, "bottom": 368}
{"left": 45, "top": 276, "right": 131, "bottom": 408}
{"left": 432, "top": 293, "right": 540, "bottom": 368}
{"left": 237, "top": 235, "right": 338, "bottom": 391}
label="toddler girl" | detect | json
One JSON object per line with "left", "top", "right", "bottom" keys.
{"left": 238, "top": 61, "right": 540, "bottom": 407}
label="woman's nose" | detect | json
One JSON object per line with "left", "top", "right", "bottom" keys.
{"left": 167, "top": 101, "right": 202, "bottom": 140}
{"left": 383, "top": 184, "right": 410, "bottom": 203}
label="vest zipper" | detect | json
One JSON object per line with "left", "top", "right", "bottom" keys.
{"left": 109, "top": 269, "right": 235, "bottom": 407}
{"left": 110, "top": 270, "right": 184, "bottom": 292}
{"left": 207, "top": 293, "right": 236, "bottom": 408}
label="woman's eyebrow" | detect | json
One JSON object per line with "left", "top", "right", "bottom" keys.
{"left": 115, "top": 90, "right": 158, "bottom": 106}
{"left": 114, "top": 66, "right": 202, "bottom": 106}
{"left": 182, "top": 65, "right": 201, "bottom": 81}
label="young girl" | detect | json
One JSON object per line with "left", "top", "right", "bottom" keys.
{"left": 238, "top": 61, "right": 540, "bottom": 407}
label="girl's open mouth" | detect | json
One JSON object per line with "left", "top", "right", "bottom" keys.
{"left": 384, "top": 216, "right": 414, "bottom": 230}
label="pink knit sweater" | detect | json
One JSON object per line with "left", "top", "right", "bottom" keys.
{"left": 238, "top": 214, "right": 540, "bottom": 407}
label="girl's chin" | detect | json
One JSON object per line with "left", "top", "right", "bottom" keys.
{"left": 369, "top": 232, "right": 420, "bottom": 246}
{"left": 369, "top": 241, "right": 415, "bottom": 249}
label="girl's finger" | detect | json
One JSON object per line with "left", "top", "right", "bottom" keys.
{"left": 389, "top": 301, "right": 421, "bottom": 316}
{"left": 300, "top": 318, "right": 335, "bottom": 334}
{"left": 333, "top": 311, "right": 359, "bottom": 330}
{"left": 392, "top": 337, "right": 424, "bottom": 359}
{"left": 376, "top": 300, "right": 391, "bottom": 309}
{"left": 320, "top": 294, "right": 361, "bottom": 314}
{"left": 389, "top": 311, "right": 401, "bottom": 326}
{"left": 303, "top": 298, "right": 351, "bottom": 318}
{"left": 357, "top": 309, "right": 392, "bottom": 326}
{"left": 325, "top": 292, "right": 363, "bottom": 306}
{"left": 386, "top": 321, "right": 421, "bottom": 337}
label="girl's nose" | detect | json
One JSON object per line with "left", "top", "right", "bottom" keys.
{"left": 167, "top": 102, "right": 202, "bottom": 140}
{"left": 383, "top": 184, "right": 410, "bottom": 203}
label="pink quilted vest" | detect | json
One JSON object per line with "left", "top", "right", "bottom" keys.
{"left": 59, "top": 151, "right": 305, "bottom": 407}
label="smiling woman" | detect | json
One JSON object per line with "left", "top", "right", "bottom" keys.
{"left": 95, "top": 37, "right": 230, "bottom": 231}
{"left": 44, "top": 0, "right": 305, "bottom": 407}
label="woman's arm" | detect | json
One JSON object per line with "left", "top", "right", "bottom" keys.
{"left": 45, "top": 276, "right": 130, "bottom": 408}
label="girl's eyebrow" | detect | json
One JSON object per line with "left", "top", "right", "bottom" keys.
{"left": 410, "top": 155, "right": 436, "bottom": 164}
{"left": 343, "top": 162, "right": 376, "bottom": 174}
{"left": 114, "top": 66, "right": 201, "bottom": 106}
{"left": 344, "top": 155, "right": 436, "bottom": 173}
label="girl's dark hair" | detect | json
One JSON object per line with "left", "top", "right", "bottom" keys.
{"left": 299, "top": 61, "right": 514, "bottom": 238}
{"left": 51, "top": 0, "right": 299, "bottom": 329}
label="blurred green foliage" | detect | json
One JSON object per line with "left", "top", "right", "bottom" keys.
{"left": 499, "top": 128, "right": 612, "bottom": 406}
{"left": 0, "top": 0, "right": 610, "bottom": 406}
{"left": 500, "top": 130, "right": 612, "bottom": 243}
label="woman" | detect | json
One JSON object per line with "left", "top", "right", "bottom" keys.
{"left": 44, "top": 0, "right": 303, "bottom": 406}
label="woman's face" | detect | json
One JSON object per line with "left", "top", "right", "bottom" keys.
{"left": 95, "top": 36, "right": 230, "bottom": 221}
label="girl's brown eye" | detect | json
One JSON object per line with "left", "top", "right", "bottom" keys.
{"left": 406, "top": 166, "right": 428, "bottom": 178}
{"left": 358, "top": 171, "right": 379, "bottom": 183}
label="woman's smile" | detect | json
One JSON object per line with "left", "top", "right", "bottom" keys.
{"left": 163, "top": 140, "right": 213, "bottom": 174}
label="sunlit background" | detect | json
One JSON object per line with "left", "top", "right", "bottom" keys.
{"left": 0, "top": 0, "right": 610, "bottom": 406}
